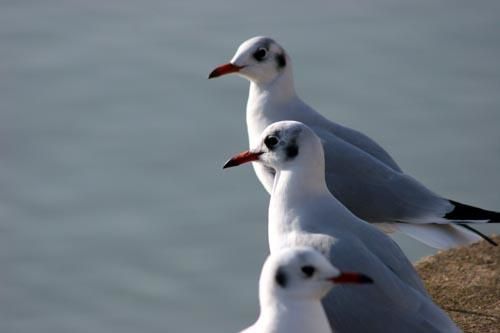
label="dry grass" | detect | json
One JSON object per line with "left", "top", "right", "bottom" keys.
{"left": 415, "top": 235, "right": 500, "bottom": 333}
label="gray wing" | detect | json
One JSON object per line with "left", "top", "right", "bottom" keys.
{"left": 347, "top": 219, "right": 427, "bottom": 293}
{"left": 321, "top": 237, "right": 461, "bottom": 333}
{"left": 251, "top": 98, "right": 453, "bottom": 224}
{"left": 312, "top": 126, "right": 453, "bottom": 223}
{"left": 320, "top": 119, "right": 403, "bottom": 173}
{"left": 294, "top": 100, "right": 403, "bottom": 172}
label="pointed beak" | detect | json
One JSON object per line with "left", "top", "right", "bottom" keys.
{"left": 223, "top": 150, "right": 263, "bottom": 169}
{"left": 329, "top": 272, "right": 373, "bottom": 284}
{"left": 208, "top": 63, "right": 243, "bottom": 79}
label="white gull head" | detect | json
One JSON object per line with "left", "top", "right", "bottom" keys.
{"left": 209, "top": 36, "right": 292, "bottom": 87}
{"left": 238, "top": 247, "right": 372, "bottom": 333}
{"left": 260, "top": 246, "right": 372, "bottom": 303}
{"left": 224, "top": 121, "right": 325, "bottom": 177}
{"left": 260, "top": 246, "right": 340, "bottom": 305}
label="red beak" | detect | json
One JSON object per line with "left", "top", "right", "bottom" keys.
{"left": 208, "top": 63, "right": 243, "bottom": 79}
{"left": 330, "top": 272, "right": 373, "bottom": 284}
{"left": 223, "top": 150, "right": 263, "bottom": 169}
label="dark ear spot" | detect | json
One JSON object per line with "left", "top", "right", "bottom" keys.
{"left": 276, "top": 53, "right": 286, "bottom": 69}
{"left": 285, "top": 141, "right": 299, "bottom": 160}
{"left": 275, "top": 268, "right": 288, "bottom": 288}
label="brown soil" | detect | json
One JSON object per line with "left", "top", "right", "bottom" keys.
{"left": 415, "top": 235, "right": 500, "bottom": 333}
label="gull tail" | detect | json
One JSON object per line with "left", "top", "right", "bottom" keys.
{"left": 393, "top": 223, "right": 487, "bottom": 250}
{"left": 444, "top": 200, "right": 500, "bottom": 223}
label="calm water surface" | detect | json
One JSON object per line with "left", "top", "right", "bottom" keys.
{"left": 1, "top": 0, "right": 499, "bottom": 332}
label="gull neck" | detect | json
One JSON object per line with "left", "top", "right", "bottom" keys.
{"left": 258, "top": 297, "right": 331, "bottom": 333}
{"left": 271, "top": 140, "right": 329, "bottom": 199}
{"left": 249, "top": 66, "right": 297, "bottom": 104}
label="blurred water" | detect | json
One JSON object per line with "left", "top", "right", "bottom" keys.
{"left": 1, "top": 0, "right": 499, "bottom": 332}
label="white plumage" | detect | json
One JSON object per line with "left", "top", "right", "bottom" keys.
{"left": 210, "top": 36, "right": 499, "bottom": 249}
{"left": 224, "top": 121, "right": 461, "bottom": 332}
{"left": 239, "top": 246, "right": 372, "bottom": 333}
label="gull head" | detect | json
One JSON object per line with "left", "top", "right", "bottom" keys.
{"left": 208, "top": 36, "right": 290, "bottom": 85}
{"left": 223, "top": 121, "right": 322, "bottom": 171}
{"left": 260, "top": 247, "right": 373, "bottom": 304}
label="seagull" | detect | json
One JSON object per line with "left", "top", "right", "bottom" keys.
{"left": 224, "top": 121, "right": 462, "bottom": 333}
{"left": 239, "top": 246, "right": 373, "bottom": 333}
{"left": 209, "top": 36, "right": 499, "bottom": 249}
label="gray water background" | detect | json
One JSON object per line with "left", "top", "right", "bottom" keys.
{"left": 1, "top": 0, "right": 499, "bottom": 332}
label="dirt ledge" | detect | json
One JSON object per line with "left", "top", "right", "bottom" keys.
{"left": 415, "top": 235, "right": 500, "bottom": 333}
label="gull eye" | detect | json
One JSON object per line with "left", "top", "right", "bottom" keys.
{"left": 301, "top": 265, "right": 315, "bottom": 278}
{"left": 253, "top": 48, "right": 268, "bottom": 61}
{"left": 264, "top": 135, "right": 279, "bottom": 149}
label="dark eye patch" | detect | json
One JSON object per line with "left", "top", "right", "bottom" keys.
{"left": 285, "top": 141, "right": 299, "bottom": 159}
{"left": 275, "top": 53, "right": 286, "bottom": 69}
{"left": 253, "top": 48, "right": 268, "bottom": 61}
{"left": 301, "top": 265, "right": 315, "bottom": 278}
{"left": 275, "top": 268, "right": 288, "bottom": 288}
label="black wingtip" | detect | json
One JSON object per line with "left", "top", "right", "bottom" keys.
{"left": 457, "top": 224, "right": 498, "bottom": 246}
{"left": 445, "top": 200, "right": 500, "bottom": 223}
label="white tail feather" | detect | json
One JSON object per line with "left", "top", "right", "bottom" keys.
{"left": 386, "top": 223, "right": 482, "bottom": 249}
